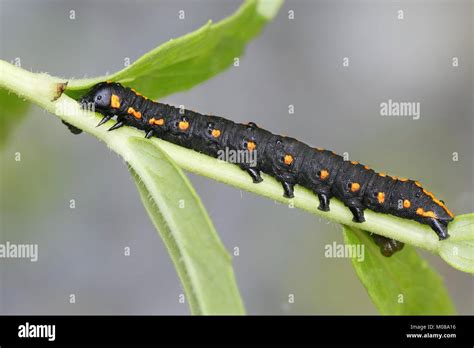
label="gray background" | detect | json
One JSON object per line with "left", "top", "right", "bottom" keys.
{"left": 1, "top": 0, "right": 472, "bottom": 314}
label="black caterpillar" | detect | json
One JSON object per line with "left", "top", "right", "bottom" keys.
{"left": 74, "top": 82, "right": 455, "bottom": 256}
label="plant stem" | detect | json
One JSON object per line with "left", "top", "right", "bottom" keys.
{"left": 0, "top": 60, "right": 462, "bottom": 254}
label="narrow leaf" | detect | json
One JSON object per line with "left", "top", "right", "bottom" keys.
{"left": 66, "top": 0, "right": 283, "bottom": 99}
{"left": 128, "top": 137, "right": 245, "bottom": 315}
{"left": 343, "top": 225, "right": 456, "bottom": 315}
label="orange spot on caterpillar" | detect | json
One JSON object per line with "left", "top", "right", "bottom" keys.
{"left": 399, "top": 177, "right": 408, "bottom": 182}
{"left": 377, "top": 192, "right": 385, "bottom": 204}
{"left": 423, "top": 189, "right": 435, "bottom": 200}
{"left": 247, "top": 141, "right": 256, "bottom": 151}
{"left": 211, "top": 129, "right": 221, "bottom": 138}
{"left": 315, "top": 147, "right": 324, "bottom": 151}
{"left": 319, "top": 169, "right": 329, "bottom": 180}
{"left": 127, "top": 107, "right": 141, "bottom": 119}
{"left": 403, "top": 199, "right": 411, "bottom": 208}
{"left": 178, "top": 121, "right": 189, "bottom": 131}
{"left": 416, "top": 208, "right": 437, "bottom": 218}
{"left": 351, "top": 161, "right": 359, "bottom": 165}
{"left": 363, "top": 165, "right": 370, "bottom": 170}
{"left": 350, "top": 182, "right": 360, "bottom": 192}
{"left": 284, "top": 154, "right": 293, "bottom": 165}
{"left": 415, "top": 181, "right": 423, "bottom": 188}
{"left": 379, "top": 172, "right": 387, "bottom": 177}
{"left": 111, "top": 94, "right": 120, "bottom": 108}
{"left": 149, "top": 118, "right": 164, "bottom": 126}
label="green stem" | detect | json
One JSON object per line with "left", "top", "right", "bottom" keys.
{"left": 0, "top": 60, "right": 464, "bottom": 255}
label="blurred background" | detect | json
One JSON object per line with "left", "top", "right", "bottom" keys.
{"left": 0, "top": 0, "right": 472, "bottom": 314}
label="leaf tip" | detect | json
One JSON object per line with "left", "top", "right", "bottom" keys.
{"left": 256, "top": 0, "right": 284, "bottom": 20}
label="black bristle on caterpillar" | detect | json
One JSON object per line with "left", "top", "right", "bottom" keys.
{"left": 76, "top": 82, "right": 455, "bottom": 256}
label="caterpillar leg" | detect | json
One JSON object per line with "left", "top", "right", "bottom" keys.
{"left": 370, "top": 233, "right": 405, "bottom": 257}
{"left": 97, "top": 114, "right": 113, "bottom": 127}
{"left": 108, "top": 120, "right": 125, "bottom": 131}
{"left": 282, "top": 181, "right": 295, "bottom": 199}
{"left": 314, "top": 186, "right": 332, "bottom": 212}
{"left": 428, "top": 218, "right": 450, "bottom": 240}
{"left": 349, "top": 205, "right": 366, "bottom": 223}
{"left": 246, "top": 168, "right": 263, "bottom": 183}
{"left": 145, "top": 129, "right": 155, "bottom": 139}
{"left": 317, "top": 193, "right": 330, "bottom": 212}
{"left": 61, "top": 120, "right": 83, "bottom": 135}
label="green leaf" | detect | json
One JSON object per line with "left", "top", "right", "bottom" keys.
{"left": 0, "top": 87, "right": 30, "bottom": 149}
{"left": 127, "top": 138, "right": 245, "bottom": 314}
{"left": 438, "top": 214, "right": 474, "bottom": 274}
{"left": 343, "top": 225, "right": 456, "bottom": 315}
{"left": 66, "top": 0, "right": 283, "bottom": 100}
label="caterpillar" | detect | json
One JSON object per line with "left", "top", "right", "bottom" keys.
{"left": 74, "top": 81, "right": 455, "bottom": 256}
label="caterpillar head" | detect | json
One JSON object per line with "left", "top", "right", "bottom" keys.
{"left": 79, "top": 82, "right": 114, "bottom": 111}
